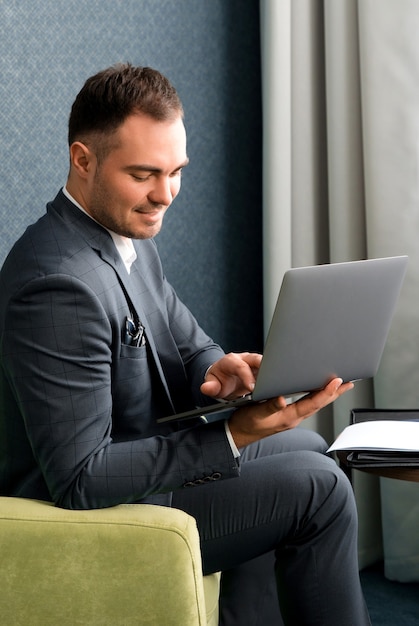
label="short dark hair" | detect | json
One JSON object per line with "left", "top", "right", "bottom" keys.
{"left": 68, "top": 63, "right": 184, "bottom": 151}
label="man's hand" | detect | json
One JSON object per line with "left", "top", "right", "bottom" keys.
{"left": 228, "top": 377, "right": 354, "bottom": 449}
{"left": 200, "top": 352, "right": 262, "bottom": 400}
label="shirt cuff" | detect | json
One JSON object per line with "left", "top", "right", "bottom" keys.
{"left": 224, "top": 420, "right": 240, "bottom": 458}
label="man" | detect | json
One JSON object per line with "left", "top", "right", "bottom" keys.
{"left": 0, "top": 64, "right": 370, "bottom": 624}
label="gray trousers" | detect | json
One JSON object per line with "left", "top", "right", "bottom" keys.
{"left": 172, "top": 427, "right": 371, "bottom": 626}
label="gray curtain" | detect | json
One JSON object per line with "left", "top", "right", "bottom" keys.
{"left": 260, "top": 0, "right": 419, "bottom": 580}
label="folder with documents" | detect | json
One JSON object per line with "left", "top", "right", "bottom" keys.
{"left": 328, "top": 409, "right": 419, "bottom": 468}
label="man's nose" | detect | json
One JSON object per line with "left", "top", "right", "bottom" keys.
{"left": 148, "top": 176, "right": 174, "bottom": 206}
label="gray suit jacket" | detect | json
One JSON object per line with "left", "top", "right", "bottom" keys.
{"left": 0, "top": 191, "right": 239, "bottom": 508}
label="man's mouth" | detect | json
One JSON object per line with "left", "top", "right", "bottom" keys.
{"left": 134, "top": 207, "right": 166, "bottom": 223}
{"left": 135, "top": 206, "right": 165, "bottom": 215}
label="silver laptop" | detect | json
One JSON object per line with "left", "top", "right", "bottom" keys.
{"left": 158, "top": 256, "right": 408, "bottom": 423}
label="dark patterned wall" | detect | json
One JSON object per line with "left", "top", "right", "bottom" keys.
{"left": 0, "top": 0, "right": 263, "bottom": 352}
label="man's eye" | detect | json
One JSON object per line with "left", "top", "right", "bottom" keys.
{"left": 132, "top": 174, "right": 149, "bottom": 182}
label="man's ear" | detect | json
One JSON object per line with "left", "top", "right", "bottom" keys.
{"left": 69, "top": 141, "right": 95, "bottom": 179}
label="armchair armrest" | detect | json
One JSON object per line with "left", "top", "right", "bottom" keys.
{"left": 0, "top": 497, "right": 219, "bottom": 625}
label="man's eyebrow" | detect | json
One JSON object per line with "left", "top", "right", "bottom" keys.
{"left": 125, "top": 158, "right": 190, "bottom": 173}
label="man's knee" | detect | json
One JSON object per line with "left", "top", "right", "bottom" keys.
{"left": 305, "top": 453, "right": 357, "bottom": 528}
{"left": 241, "top": 427, "right": 328, "bottom": 463}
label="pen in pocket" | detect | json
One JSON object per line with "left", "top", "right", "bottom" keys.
{"left": 124, "top": 316, "right": 146, "bottom": 347}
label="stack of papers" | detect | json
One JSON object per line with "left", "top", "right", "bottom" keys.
{"left": 328, "top": 420, "right": 419, "bottom": 467}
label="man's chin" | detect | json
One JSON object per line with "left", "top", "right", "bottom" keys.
{"left": 131, "top": 211, "right": 165, "bottom": 239}
{"left": 132, "top": 222, "right": 163, "bottom": 240}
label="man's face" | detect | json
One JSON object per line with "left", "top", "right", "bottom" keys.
{"left": 83, "top": 113, "right": 188, "bottom": 239}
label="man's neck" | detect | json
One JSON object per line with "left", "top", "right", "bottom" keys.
{"left": 62, "top": 186, "right": 137, "bottom": 274}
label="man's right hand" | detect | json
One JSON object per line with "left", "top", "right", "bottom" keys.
{"left": 200, "top": 352, "right": 262, "bottom": 400}
{"left": 228, "top": 377, "right": 354, "bottom": 449}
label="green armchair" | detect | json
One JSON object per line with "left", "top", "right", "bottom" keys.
{"left": 0, "top": 497, "right": 220, "bottom": 625}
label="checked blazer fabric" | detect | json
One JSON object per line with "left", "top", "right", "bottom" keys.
{"left": 0, "top": 190, "right": 240, "bottom": 509}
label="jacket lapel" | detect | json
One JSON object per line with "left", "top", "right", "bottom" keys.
{"left": 95, "top": 237, "right": 182, "bottom": 414}
{"left": 128, "top": 261, "right": 195, "bottom": 414}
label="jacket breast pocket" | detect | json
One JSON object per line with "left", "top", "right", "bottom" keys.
{"left": 115, "top": 344, "right": 156, "bottom": 428}
{"left": 118, "top": 343, "right": 150, "bottom": 395}
{"left": 120, "top": 343, "right": 148, "bottom": 360}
